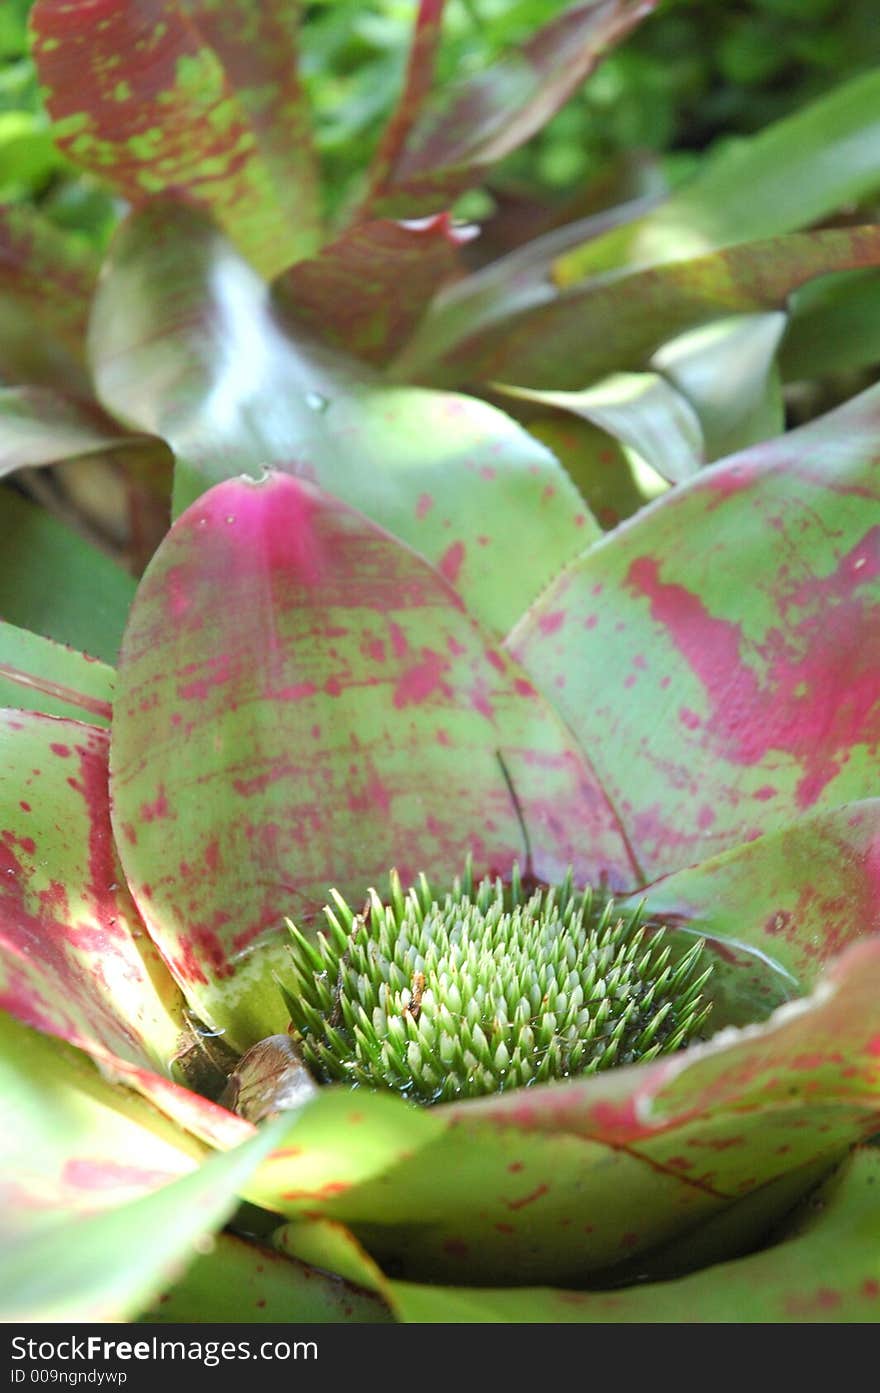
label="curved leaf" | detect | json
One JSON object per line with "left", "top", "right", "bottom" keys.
{"left": 110, "top": 473, "right": 636, "bottom": 1046}
{"left": 0, "top": 488, "right": 135, "bottom": 663}
{"left": 499, "top": 373, "right": 705, "bottom": 484}
{"left": 89, "top": 202, "right": 594, "bottom": 636}
{"left": 30, "top": 0, "right": 320, "bottom": 276}
{"left": 0, "top": 621, "right": 113, "bottom": 725}
{"left": 273, "top": 214, "right": 472, "bottom": 368}
{"left": 651, "top": 312, "right": 786, "bottom": 462}
{"left": 0, "top": 385, "right": 173, "bottom": 480}
{"left": 0, "top": 1013, "right": 286, "bottom": 1321}
{"left": 0, "top": 710, "right": 186, "bottom": 1072}
{"left": 637, "top": 800, "right": 880, "bottom": 998}
{"left": 402, "top": 226, "right": 880, "bottom": 389}
{"left": 389, "top": 1147, "right": 880, "bottom": 1322}
{"left": 367, "top": 0, "right": 658, "bottom": 217}
{"left": 508, "top": 385, "right": 880, "bottom": 879}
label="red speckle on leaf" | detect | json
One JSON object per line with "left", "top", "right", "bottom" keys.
{"left": 388, "top": 621, "right": 408, "bottom": 659}
{"left": 19, "top": 802, "right": 30, "bottom": 813}
{"left": 538, "top": 610, "right": 566, "bottom": 636}
{"left": 626, "top": 540, "right": 880, "bottom": 809}
{"left": 679, "top": 706, "right": 701, "bottom": 730}
{"left": 514, "top": 677, "right": 536, "bottom": 698}
{"left": 49, "top": 743, "right": 70, "bottom": 758}
{"left": 866, "top": 1034, "right": 880, "bottom": 1057}
{"left": 439, "top": 541, "right": 466, "bottom": 587}
{"left": 393, "top": 649, "right": 450, "bottom": 708}
{"left": 139, "top": 788, "right": 170, "bottom": 823}
{"left": 416, "top": 493, "right": 434, "bottom": 518}
{"left": 507, "top": 1161, "right": 525, "bottom": 1173}
{"left": 505, "top": 1183, "right": 549, "bottom": 1211}
{"left": 495, "top": 1223, "right": 515, "bottom": 1234}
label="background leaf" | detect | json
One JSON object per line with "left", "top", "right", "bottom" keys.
{"left": 367, "top": 0, "right": 659, "bottom": 216}
{"left": 30, "top": 0, "right": 320, "bottom": 276}
{"left": 555, "top": 66, "right": 880, "bottom": 279}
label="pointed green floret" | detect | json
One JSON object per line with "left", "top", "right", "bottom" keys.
{"left": 281, "top": 867, "right": 714, "bottom": 1105}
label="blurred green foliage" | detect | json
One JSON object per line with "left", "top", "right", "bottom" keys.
{"left": 3, "top": 0, "right": 880, "bottom": 239}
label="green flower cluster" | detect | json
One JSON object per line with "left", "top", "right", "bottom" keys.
{"left": 282, "top": 867, "right": 713, "bottom": 1104}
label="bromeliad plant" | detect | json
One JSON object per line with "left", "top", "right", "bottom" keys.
{"left": 1, "top": 0, "right": 880, "bottom": 1324}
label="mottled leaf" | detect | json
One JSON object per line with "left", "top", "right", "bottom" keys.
{"left": 90, "top": 202, "right": 594, "bottom": 636}
{"left": 0, "top": 1013, "right": 285, "bottom": 1321}
{"left": 0, "top": 202, "right": 96, "bottom": 393}
{"left": 389, "top": 1149, "right": 880, "bottom": 1323}
{"left": 0, "top": 621, "right": 113, "bottom": 725}
{"left": 0, "top": 488, "right": 135, "bottom": 663}
{"left": 499, "top": 372, "right": 705, "bottom": 484}
{"left": 110, "top": 473, "right": 636, "bottom": 1047}
{"left": 273, "top": 214, "right": 472, "bottom": 368}
{"left": 401, "top": 226, "right": 880, "bottom": 389}
{"left": 556, "top": 67, "right": 880, "bottom": 280}
{"left": 508, "top": 385, "right": 880, "bottom": 879}
{"left": 0, "top": 710, "right": 187, "bottom": 1072}
{"left": 31, "top": 0, "right": 320, "bottom": 277}
{"left": 652, "top": 313, "right": 786, "bottom": 461}
{"left": 144, "top": 1230, "right": 391, "bottom": 1323}
{"left": 367, "top": 0, "right": 658, "bottom": 216}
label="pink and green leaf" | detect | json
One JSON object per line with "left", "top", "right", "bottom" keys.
{"left": 273, "top": 214, "right": 472, "bottom": 368}
{"left": 0, "top": 489, "right": 136, "bottom": 664}
{"left": 89, "top": 202, "right": 596, "bottom": 635}
{"left": 0, "top": 709, "right": 188, "bottom": 1071}
{"left": 30, "top": 0, "right": 320, "bottom": 277}
{"left": 365, "top": 0, "right": 658, "bottom": 217}
{"left": 109, "top": 472, "right": 634, "bottom": 1047}
{"left": 399, "top": 226, "right": 880, "bottom": 389}
{"left": 508, "top": 384, "right": 880, "bottom": 879}
{"left": 0, "top": 620, "right": 113, "bottom": 725}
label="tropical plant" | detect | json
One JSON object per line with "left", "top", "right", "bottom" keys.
{"left": 1, "top": 0, "right": 879, "bottom": 1324}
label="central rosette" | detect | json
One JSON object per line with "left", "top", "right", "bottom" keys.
{"left": 282, "top": 867, "right": 714, "bottom": 1105}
